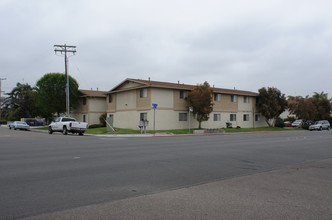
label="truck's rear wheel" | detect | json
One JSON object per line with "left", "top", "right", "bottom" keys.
{"left": 79, "top": 132, "right": 84, "bottom": 136}
{"left": 63, "top": 127, "right": 68, "bottom": 135}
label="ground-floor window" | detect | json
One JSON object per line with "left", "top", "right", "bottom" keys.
{"left": 214, "top": 113, "right": 221, "bottom": 121}
{"left": 255, "top": 114, "right": 261, "bottom": 121}
{"left": 179, "top": 113, "right": 188, "bottom": 121}
{"left": 83, "top": 115, "right": 86, "bottom": 122}
{"left": 140, "top": 112, "right": 147, "bottom": 121}
{"left": 230, "top": 114, "right": 236, "bottom": 121}
{"left": 243, "top": 114, "right": 249, "bottom": 121}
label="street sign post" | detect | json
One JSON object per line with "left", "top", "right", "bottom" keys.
{"left": 189, "top": 106, "right": 193, "bottom": 133}
{"left": 152, "top": 103, "right": 158, "bottom": 135}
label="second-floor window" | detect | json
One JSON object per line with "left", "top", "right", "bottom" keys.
{"left": 108, "top": 94, "right": 113, "bottom": 103}
{"left": 243, "top": 96, "right": 250, "bottom": 103}
{"left": 214, "top": 93, "right": 221, "bottom": 102}
{"left": 231, "top": 95, "right": 237, "bottom": 102}
{"left": 179, "top": 90, "right": 188, "bottom": 99}
{"left": 82, "top": 97, "right": 87, "bottom": 105}
{"left": 140, "top": 88, "right": 147, "bottom": 98}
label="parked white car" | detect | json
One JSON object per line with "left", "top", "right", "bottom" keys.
{"left": 48, "top": 117, "right": 88, "bottom": 136}
{"left": 9, "top": 121, "right": 30, "bottom": 130}
{"left": 292, "top": 120, "right": 303, "bottom": 128}
{"left": 309, "top": 120, "right": 330, "bottom": 131}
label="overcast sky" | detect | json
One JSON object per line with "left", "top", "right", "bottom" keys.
{"left": 1, "top": 0, "right": 331, "bottom": 97}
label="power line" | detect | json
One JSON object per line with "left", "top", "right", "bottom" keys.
{"left": 54, "top": 44, "right": 76, "bottom": 116}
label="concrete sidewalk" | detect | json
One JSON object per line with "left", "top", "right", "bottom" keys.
{"left": 22, "top": 158, "right": 332, "bottom": 220}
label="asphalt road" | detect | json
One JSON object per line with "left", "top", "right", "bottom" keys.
{"left": 1, "top": 127, "right": 332, "bottom": 219}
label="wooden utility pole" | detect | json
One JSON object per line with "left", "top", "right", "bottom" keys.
{"left": 54, "top": 44, "right": 76, "bottom": 116}
{"left": 0, "top": 78, "right": 6, "bottom": 120}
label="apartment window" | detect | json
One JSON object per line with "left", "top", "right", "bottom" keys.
{"left": 214, "top": 113, "right": 221, "bottom": 121}
{"left": 179, "top": 113, "right": 188, "bottom": 121}
{"left": 140, "top": 112, "right": 147, "bottom": 121}
{"left": 140, "top": 88, "right": 147, "bottom": 98}
{"left": 83, "top": 115, "right": 86, "bottom": 122}
{"left": 255, "top": 114, "right": 261, "bottom": 121}
{"left": 230, "top": 114, "right": 236, "bottom": 121}
{"left": 243, "top": 114, "right": 249, "bottom": 121}
{"left": 179, "top": 90, "right": 188, "bottom": 99}
{"left": 214, "top": 93, "right": 221, "bottom": 102}
{"left": 231, "top": 95, "right": 237, "bottom": 102}
{"left": 108, "top": 94, "right": 113, "bottom": 103}
{"left": 82, "top": 97, "right": 87, "bottom": 105}
{"left": 243, "top": 96, "right": 250, "bottom": 103}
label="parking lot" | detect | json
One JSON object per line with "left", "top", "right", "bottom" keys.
{"left": 1, "top": 127, "right": 332, "bottom": 219}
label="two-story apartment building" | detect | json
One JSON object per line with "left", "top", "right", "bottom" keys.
{"left": 105, "top": 78, "right": 267, "bottom": 130}
{"left": 71, "top": 89, "right": 107, "bottom": 125}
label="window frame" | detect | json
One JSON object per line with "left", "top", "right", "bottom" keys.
{"left": 179, "top": 90, "right": 188, "bottom": 99}
{"left": 231, "top": 95, "right": 237, "bottom": 102}
{"left": 255, "top": 114, "right": 261, "bottom": 121}
{"left": 108, "top": 94, "right": 113, "bottom": 103}
{"left": 230, "top": 114, "right": 237, "bottom": 121}
{"left": 140, "top": 88, "right": 148, "bottom": 98}
{"left": 243, "top": 114, "right": 249, "bottom": 121}
{"left": 213, "top": 113, "right": 221, "bottom": 121}
{"left": 179, "top": 112, "right": 188, "bottom": 121}
{"left": 140, "top": 112, "right": 147, "bottom": 121}
{"left": 214, "top": 93, "right": 221, "bottom": 102}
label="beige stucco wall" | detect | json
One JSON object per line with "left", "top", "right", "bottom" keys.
{"left": 173, "top": 90, "right": 187, "bottom": 111}
{"left": 151, "top": 88, "right": 173, "bottom": 108}
{"left": 136, "top": 88, "right": 151, "bottom": 110}
{"left": 89, "top": 97, "right": 106, "bottom": 112}
{"left": 107, "top": 94, "right": 117, "bottom": 112}
{"left": 238, "top": 96, "right": 253, "bottom": 111}
{"left": 117, "top": 90, "right": 136, "bottom": 110}
{"left": 111, "top": 108, "right": 269, "bottom": 130}
{"left": 213, "top": 94, "right": 238, "bottom": 112}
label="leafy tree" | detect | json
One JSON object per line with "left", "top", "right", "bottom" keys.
{"left": 35, "top": 73, "right": 79, "bottom": 118}
{"left": 289, "top": 92, "right": 332, "bottom": 121}
{"left": 311, "top": 92, "right": 331, "bottom": 121}
{"left": 186, "top": 81, "right": 214, "bottom": 129}
{"left": 256, "top": 87, "right": 287, "bottom": 127}
{"left": 6, "top": 82, "right": 36, "bottom": 120}
{"left": 288, "top": 96, "right": 317, "bottom": 121}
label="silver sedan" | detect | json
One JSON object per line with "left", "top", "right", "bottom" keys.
{"left": 9, "top": 121, "right": 30, "bottom": 130}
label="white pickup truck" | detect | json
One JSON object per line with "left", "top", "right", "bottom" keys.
{"left": 48, "top": 117, "right": 88, "bottom": 136}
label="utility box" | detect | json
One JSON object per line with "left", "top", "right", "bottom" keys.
{"left": 138, "top": 120, "right": 149, "bottom": 134}
{"left": 106, "top": 117, "right": 114, "bottom": 132}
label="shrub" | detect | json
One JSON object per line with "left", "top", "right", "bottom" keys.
{"left": 275, "top": 117, "right": 285, "bottom": 128}
{"left": 99, "top": 112, "right": 107, "bottom": 127}
{"left": 88, "top": 124, "right": 104, "bottom": 129}
{"left": 302, "top": 124, "right": 310, "bottom": 130}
